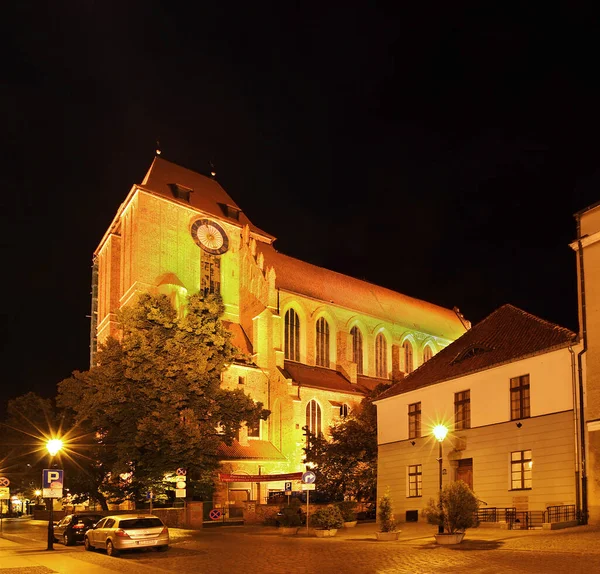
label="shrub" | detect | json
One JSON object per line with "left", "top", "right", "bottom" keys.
{"left": 422, "top": 480, "right": 480, "bottom": 534}
{"left": 310, "top": 504, "right": 344, "bottom": 530}
{"left": 335, "top": 500, "right": 357, "bottom": 522}
{"left": 377, "top": 488, "right": 397, "bottom": 532}
{"left": 277, "top": 498, "right": 305, "bottom": 527}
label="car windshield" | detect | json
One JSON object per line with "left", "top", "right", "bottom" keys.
{"left": 119, "top": 518, "right": 164, "bottom": 529}
{"left": 78, "top": 516, "right": 102, "bottom": 526}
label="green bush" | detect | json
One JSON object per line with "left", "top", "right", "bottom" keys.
{"left": 278, "top": 498, "right": 304, "bottom": 527}
{"left": 422, "top": 480, "right": 480, "bottom": 534}
{"left": 335, "top": 501, "right": 357, "bottom": 522}
{"left": 378, "top": 488, "right": 397, "bottom": 532}
{"left": 310, "top": 504, "right": 344, "bottom": 530}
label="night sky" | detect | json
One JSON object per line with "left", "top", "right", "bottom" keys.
{"left": 3, "top": 3, "right": 599, "bottom": 416}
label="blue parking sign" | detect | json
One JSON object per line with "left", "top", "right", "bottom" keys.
{"left": 42, "top": 469, "right": 64, "bottom": 498}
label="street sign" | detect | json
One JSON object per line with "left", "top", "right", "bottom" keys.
{"left": 42, "top": 469, "right": 63, "bottom": 498}
{"left": 175, "top": 489, "right": 186, "bottom": 498}
{"left": 0, "top": 487, "right": 9, "bottom": 499}
{"left": 284, "top": 481, "right": 292, "bottom": 493}
{"left": 302, "top": 483, "right": 316, "bottom": 490}
{"left": 0, "top": 477, "right": 9, "bottom": 487}
{"left": 302, "top": 471, "right": 316, "bottom": 484}
{"left": 209, "top": 508, "right": 222, "bottom": 520}
{"left": 176, "top": 480, "right": 187, "bottom": 489}
{"left": 176, "top": 468, "right": 187, "bottom": 476}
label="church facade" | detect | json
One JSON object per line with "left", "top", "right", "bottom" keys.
{"left": 91, "top": 156, "right": 469, "bottom": 505}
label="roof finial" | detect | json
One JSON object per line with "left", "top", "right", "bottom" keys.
{"left": 209, "top": 160, "right": 216, "bottom": 179}
{"left": 156, "top": 139, "right": 162, "bottom": 156}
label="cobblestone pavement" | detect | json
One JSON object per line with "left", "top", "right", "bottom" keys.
{"left": 159, "top": 521, "right": 600, "bottom": 574}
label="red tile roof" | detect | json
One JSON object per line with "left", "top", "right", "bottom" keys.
{"left": 280, "top": 361, "right": 370, "bottom": 396}
{"left": 375, "top": 304, "right": 577, "bottom": 401}
{"left": 139, "top": 157, "right": 274, "bottom": 241}
{"left": 218, "top": 440, "right": 286, "bottom": 460}
{"left": 260, "top": 247, "right": 468, "bottom": 341}
{"left": 222, "top": 321, "right": 254, "bottom": 356}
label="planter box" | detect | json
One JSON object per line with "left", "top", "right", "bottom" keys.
{"left": 376, "top": 531, "right": 399, "bottom": 541}
{"left": 434, "top": 533, "right": 465, "bottom": 545}
{"left": 343, "top": 521, "right": 358, "bottom": 528}
{"left": 315, "top": 528, "right": 338, "bottom": 537}
{"left": 280, "top": 526, "right": 299, "bottom": 535}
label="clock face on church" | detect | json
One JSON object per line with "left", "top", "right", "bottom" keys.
{"left": 190, "top": 219, "right": 229, "bottom": 255}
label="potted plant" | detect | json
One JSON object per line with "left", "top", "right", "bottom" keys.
{"left": 277, "top": 499, "right": 304, "bottom": 535}
{"left": 310, "top": 504, "right": 344, "bottom": 537}
{"left": 422, "top": 480, "right": 480, "bottom": 544}
{"left": 376, "top": 488, "right": 400, "bottom": 540}
{"left": 335, "top": 501, "right": 358, "bottom": 527}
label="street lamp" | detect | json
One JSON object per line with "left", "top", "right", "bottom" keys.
{"left": 45, "top": 438, "right": 63, "bottom": 551}
{"left": 432, "top": 424, "right": 448, "bottom": 535}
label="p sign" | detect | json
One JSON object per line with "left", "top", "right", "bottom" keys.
{"left": 42, "top": 469, "right": 64, "bottom": 498}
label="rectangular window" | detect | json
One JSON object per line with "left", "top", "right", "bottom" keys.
{"left": 454, "top": 390, "right": 471, "bottom": 430}
{"left": 408, "top": 402, "right": 421, "bottom": 438}
{"left": 247, "top": 420, "right": 260, "bottom": 438}
{"left": 408, "top": 464, "right": 422, "bottom": 497}
{"left": 201, "top": 255, "right": 221, "bottom": 295}
{"left": 510, "top": 375, "right": 530, "bottom": 420}
{"left": 238, "top": 376, "right": 245, "bottom": 385}
{"left": 511, "top": 450, "right": 532, "bottom": 490}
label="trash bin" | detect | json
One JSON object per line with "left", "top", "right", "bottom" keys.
{"left": 406, "top": 510, "right": 418, "bottom": 522}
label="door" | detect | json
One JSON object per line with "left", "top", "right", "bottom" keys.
{"left": 457, "top": 458, "right": 473, "bottom": 490}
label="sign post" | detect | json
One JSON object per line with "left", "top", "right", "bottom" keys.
{"left": 0, "top": 478, "right": 9, "bottom": 535}
{"left": 42, "top": 469, "right": 63, "bottom": 550}
{"left": 302, "top": 471, "right": 316, "bottom": 535}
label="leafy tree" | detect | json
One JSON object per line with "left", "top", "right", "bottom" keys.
{"left": 303, "top": 382, "right": 390, "bottom": 502}
{"left": 57, "top": 292, "right": 269, "bottom": 507}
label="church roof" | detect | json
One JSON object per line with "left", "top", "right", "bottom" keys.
{"left": 218, "top": 439, "right": 286, "bottom": 460}
{"left": 280, "top": 361, "right": 373, "bottom": 396}
{"left": 139, "top": 156, "right": 274, "bottom": 241}
{"left": 261, "top": 247, "right": 468, "bottom": 341}
{"left": 375, "top": 304, "right": 577, "bottom": 401}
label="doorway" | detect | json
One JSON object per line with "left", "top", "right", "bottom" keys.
{"left": 456, "top": 458, "right": 473, "bottom": 490}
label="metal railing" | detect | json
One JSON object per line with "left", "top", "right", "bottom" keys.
{"left": 546, "top": 504, "right": 576, "bottom": 523}
{"left": 475, "top": 504, "right": 576, "bottom": 530}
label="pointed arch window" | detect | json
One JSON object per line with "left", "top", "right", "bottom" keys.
{"left": 423, "top": 346, "right": 433, "bottom": 363}
{"left": 315, "top": 317, "right": 330, "bottom": 367}
{"left": 285, "top": 308, "right": 300, "bottom": 361}
{"left": 306, "top": 400, "right": 322, "bottom": 436}
{"left": 375, "top": 333, "right": 387, "bottom": 378}
{"left": 403, "top": 341, "right": 413, "bottom": 374}
{"left": 201, "top": 254, "right": 221, "bottom": 295}
{"left": 351, "top": 326, "right": 364, "bottom": 374}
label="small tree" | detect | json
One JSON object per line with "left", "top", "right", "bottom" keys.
{"left": 377, "top": 488, "right": 397, "bottom": 532}
{"left": 310, "top": 504, "right": 344, "bottom": 530}
{"left": 422, "top": 480, "right": 480, "bottom": 534}
{"left": 335, "top": 500, "right": 357, "bottom": 522}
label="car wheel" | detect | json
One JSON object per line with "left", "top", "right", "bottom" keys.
{"left": 155, "top": 545, "right": 169, "bottom": 552}
{"left": 63, "top": 533, "right": 74, "bottom": 546}
{"left": 84, "top": 536, "right": 94, "bottom": 551}
{"left": 106, "top": 539, "right": 120, "bottom": 557}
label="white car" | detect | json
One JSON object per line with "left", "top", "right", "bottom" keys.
{"left": 84, "top": 514, "right": 169, "bottom": 556}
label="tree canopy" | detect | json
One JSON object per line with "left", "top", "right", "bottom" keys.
{"left": 303, "top": 383, "right": 390, "bottom": 502}
{"left": 55, "top": 292, "right": 268, "bottom": 506}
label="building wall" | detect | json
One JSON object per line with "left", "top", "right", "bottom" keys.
{"left": 577, "top": 203, "right": 600, "bottom": 524}
{"left": 378, "top": 410, "right": 576, "bottom": 521}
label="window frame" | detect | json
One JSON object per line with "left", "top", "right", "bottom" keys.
{"left": 306, "top": 399, "right": 322, "bottom": 437}
{"left": 350, "top": 326, "right": 364, "bottom": 375}
{"left": 510, "top": 374, "right": 530, "bottom": 420}
{"left": 408, "top": 402, "right": 421, "bottom": 439}
{"left": 375, "top": 333, "right": 388, "bottom": 378}
{"left": 403, "top": 341, "right": 414, "bottom": 374}
{"left": 423, "top": 346, "right": 433, "bottom": 363}
{"left": 315, "top": 317, "right": 330, "bottom": 367}
{"left": 454, "top": 390, "right": 471, "bottom": 430}
{"left": 284, "top": 308, "right": 300, "bottom": 362}
{"left": 407, "top": 464, "right": 422, "bottom": 497}
{"left": 511, "top": 449, "right": 532, "bottom": 490}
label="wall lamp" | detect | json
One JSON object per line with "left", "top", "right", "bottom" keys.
{"left": 516, "top": 422, "right": 522, "bottom": 429}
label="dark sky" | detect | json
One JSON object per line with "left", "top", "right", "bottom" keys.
{"left": 3, "top": 3, "right": 599, "bottom": 416}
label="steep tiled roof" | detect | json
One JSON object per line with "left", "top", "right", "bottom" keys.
{"left": 218, "top": 440, "right": 286, "bottom": 460}
{"left": 280, "top": 361, "right": 370, "bottom": 396}
{"left": 139, "top": 156, "right": 274, "bottom": 240}
{"left": 261, "top": 247, "right": 468, "bottom": 341}
{"left": 222, "top": 321, "right": 253, "bottom": 356}
{"left": 375, "top": 304, "right": 577, "bottom": 401}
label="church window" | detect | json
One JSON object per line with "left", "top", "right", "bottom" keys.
{"left": 375, "top": 333, "right": 387, "bottom": 378}
{"left": 403, "top": 341, "right": 414, "bottom": 374}
{"left": 201, "top": 254, "right": 221, "bottom": 295}
{"left": 315, "top": 317, "right": 330, "bottom": 367}
{"left": 423, "top": 346, "right": 433, "bottom": 363}
{"left": 285, "top": 308, "right": 300, "bottom": 361}
{"left": 351, "top": 326, "right": 364, "bottom": 374}
{"left": 306, "top": 400, "right": 322, "bottom": 436}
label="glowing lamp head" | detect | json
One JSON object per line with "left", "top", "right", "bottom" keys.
{"left": 433, "top": 424, "right": 448, "bottom": 442}
{"left": 35, "top": 489, "right": 41, "bottom": 496}
{"left": 46, "top": 439, "right": 63, "bottom": 456}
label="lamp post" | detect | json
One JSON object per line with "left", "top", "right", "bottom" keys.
{"left": 45, "top": 438, "right": 63, "bottom": 551}
{"left": 432, "top": 424, "right": 448, "bottom": 535}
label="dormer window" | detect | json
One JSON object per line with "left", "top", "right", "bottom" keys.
{"left": 168, "top": 183, "right": 193, "bottom": 202}
{"left": 219, "top": 203, "right": 241, "bottom": 221}
{"left": 451, "top": 345, "right": 491, "bottom": 365}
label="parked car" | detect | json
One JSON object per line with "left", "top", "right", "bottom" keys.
{"left": 84, "top": 514, "right": 169, "bottom": 556}
{"left": 53, "top": 512, "right": 104, "bottom": 546}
